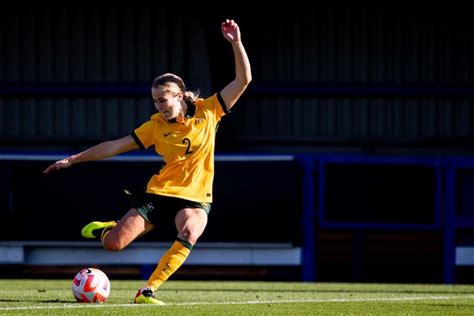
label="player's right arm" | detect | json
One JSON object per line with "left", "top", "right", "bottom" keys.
{"left": 43, "top": 135, "right": 139, "bottom": 174}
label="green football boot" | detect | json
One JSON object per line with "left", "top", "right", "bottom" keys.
{"left": 81, "top": 221, "right": 117, "bottom": 239}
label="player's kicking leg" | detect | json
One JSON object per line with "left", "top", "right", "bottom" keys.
{"left": 81, "top": 208, "right": 162, "bottom": 303}
{"left": 81, "top": 209, "right": 154, "bottom": 250}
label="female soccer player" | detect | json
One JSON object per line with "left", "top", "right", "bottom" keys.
{"left": 43, "top": 19, "right": 251, "bottom": 304}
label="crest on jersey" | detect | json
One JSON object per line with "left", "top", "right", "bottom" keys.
{"left": 195, "top": 118, "right": 204, "bottom": 125}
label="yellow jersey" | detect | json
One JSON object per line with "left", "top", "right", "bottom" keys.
{"left": 131, "top": 93, "right": 228, "bottom": 203}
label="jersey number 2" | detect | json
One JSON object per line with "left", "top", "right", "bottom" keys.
{"left": 182, "top": 138, "right": 193, "bottom": 155}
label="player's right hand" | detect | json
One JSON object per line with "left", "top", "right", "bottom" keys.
{"left": 42, "top": 157, "right": 74, "bottom": 174}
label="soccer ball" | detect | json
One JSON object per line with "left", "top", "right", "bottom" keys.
{"left": 72, "top": 268, "right": 110, "bottom": 303}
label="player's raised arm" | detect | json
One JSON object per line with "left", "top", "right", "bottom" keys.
{"left": 220, "top": 19, "right": 252, "bottom": 110}
{"left": 42, "top": 135, "right": 139, "bottom": 174}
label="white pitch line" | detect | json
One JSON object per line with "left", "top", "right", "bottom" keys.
{"left": 0, "top": 295, "right": 473, "bottom": 311}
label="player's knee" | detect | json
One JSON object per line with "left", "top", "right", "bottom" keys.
{"left": 180, "top": 230, "right": 201, "bottom": 246}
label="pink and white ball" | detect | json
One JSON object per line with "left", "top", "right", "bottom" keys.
{"left": 72, "top": 268, "right": 110, "bottom": 303}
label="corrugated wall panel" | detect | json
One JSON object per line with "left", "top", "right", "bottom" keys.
{"left": 1, "top": 8, "right": 473, "bottom": 149}
{"left": 229, "top": 8, "right": 474, "bottom": 148}
{"left": 0, "top": 97, "right": 154, "bottom": 139}
{"left": 0, "top": 8, "right": 210, "bottom": 143}
{"left": 249, "top": 8, "right": 467, "bottom": 84}
{"left": 230, "top": 96, "right": 473, "bottom": 143}
{"left": 0, "top": 8, "right": 212, "bottom": 83}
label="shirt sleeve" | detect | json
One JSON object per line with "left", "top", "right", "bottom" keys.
{"left": 132, "top": 120, "right": 155, "bottom": 150}
{"left": 202, "top": 92, "right": 230, "bottom": 120}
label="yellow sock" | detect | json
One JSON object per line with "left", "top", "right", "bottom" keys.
{"left": 146, "top": 240, "right": 191, "bottom": 291}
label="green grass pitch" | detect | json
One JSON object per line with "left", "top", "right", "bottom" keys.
{"left": 0, "top": 280, "right": 474, "bottom": 315}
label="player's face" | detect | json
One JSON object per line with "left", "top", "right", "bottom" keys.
{"left": 152, "top": 86, "right": 183, "bottom": 120}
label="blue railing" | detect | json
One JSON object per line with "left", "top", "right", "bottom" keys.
{"left": 297, "top": 154, "right": 474, "bottom": 283}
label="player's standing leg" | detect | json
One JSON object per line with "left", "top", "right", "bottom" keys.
{"left": 134, "top": 207, "right": 208, "bottom": 304}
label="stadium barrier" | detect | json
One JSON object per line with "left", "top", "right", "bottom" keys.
{"left": 0, "top": 241, "right": 301, "bottom": 266}
{"left": 1, "top": 153, "right": 474, "bottom": 283}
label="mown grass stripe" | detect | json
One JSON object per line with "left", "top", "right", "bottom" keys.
{"left": 1, "top": 295, "right": 473, "bottom": 311}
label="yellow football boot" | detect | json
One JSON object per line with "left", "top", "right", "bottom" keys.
{"left": 134, "top": 288, "right": 165, "bottom": 305}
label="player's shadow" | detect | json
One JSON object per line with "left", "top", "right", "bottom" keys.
{"left": 0, "top": 298, "right": 73, "bottom": 303}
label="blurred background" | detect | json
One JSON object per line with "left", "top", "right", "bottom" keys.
{"left": 1, "top": 7, "right": 474, "bottom": 284}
